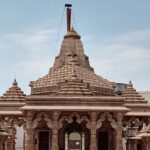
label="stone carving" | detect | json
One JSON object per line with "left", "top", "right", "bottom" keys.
{"left": 59, "top": 112, "right": 90, "bottom": 130}
{"left": 59, "top": 115, "right": 72, "bottom": 129}
{"left": 32, "top": 112, "right": 53, "bottom": 129}
{"left": 97, "top": 112, "right": 118, "bottom": 129}
{"left": 25, "top": 111, "right": 35, "bottom": 129}
{"left": 88, "top": 112, "right": 98, "bottom": 150}
{"left": 0, "top": 116, "right": 25, "bottom": 129}
{"left": 122, "top": 117, "right": 148, "bottom": 135}
{"left": 77, "top": 116, "right": 90, "bottom": 125}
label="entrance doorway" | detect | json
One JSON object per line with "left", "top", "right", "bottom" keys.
{"left": 98, "top": 120, "right": 115, "bottom": 150}
{"left": 98, "top": 129, "right": 115, "bottom": 150}
{"left": 98, "top": 131, "right": 108, "bottom": 150}
{"left": 137, "top": 142, "right": 142, "bottom": 150}
{"left": 64, "top": 119, "right": 85, "bottom": 150}
{"left": 39, "top": 131, "right": 49, "bottom": 150}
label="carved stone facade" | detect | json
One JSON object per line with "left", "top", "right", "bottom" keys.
{"left": 21, "top": 111, "right": 126, "bottom": 150}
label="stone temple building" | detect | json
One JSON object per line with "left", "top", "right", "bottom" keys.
{"left": 0, "top": 4, "right": 150, "bottom": 150}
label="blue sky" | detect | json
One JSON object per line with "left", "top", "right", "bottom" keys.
{"left": 0, "top": 0, "right": 150, "bottom": 95}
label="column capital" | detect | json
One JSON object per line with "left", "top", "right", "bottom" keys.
{"left": 116, "top": 112, "right": 124, "bottom": 121}
{"left": 90, "top": 111, "right": 98, "bottom": 125}
{"left": 52, "top": 111, "right": 61, "bottom": 121}
{"left": 26, "top": 111, "right": 35, "bottom": 117}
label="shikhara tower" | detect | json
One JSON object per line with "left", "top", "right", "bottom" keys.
{"left": 0, "top": 4, "right": 150, "bottom": 150}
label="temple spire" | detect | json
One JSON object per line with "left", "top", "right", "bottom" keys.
{"left": 65, "top": 4, "right": 72, "bottom": 32}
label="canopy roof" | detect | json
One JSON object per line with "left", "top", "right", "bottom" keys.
{"left": 122, "top": 81, "right": 147, "bottom": 103}
{"left": 0, "top": 79, "right": 26, "bottom": 101}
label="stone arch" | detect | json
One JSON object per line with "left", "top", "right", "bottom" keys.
{"left": 97, "top": 112, "right": 118, "bottom": 129}
{"left": 59, "top": 112, "right": 90, "bottom": 129}
{"left": 32, "top": 112, "right": 53, "bottom": 150}
{"left": 33, "top": 112, "right": 53, "bottom": 129}
{"left": 0, "top": 116, "right": 25, "bottom": 150}
{"left": 97, "top": 112, "right": 117, "bottom": 150}
{"left": 58, "top": 112, "right": 90, "bottom": 150}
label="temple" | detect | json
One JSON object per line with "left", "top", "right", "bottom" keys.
{"left": 0, "top": 4, "right": 150, "bottom": 150}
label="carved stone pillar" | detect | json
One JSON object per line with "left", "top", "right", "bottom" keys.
{"left": 116, "top": 112, "right": 123, "bottom": 150}
{"left": 144, "top": 117, "right": 150, "bottom": 150}
{"left": 133, "top": 140, "right": 137, "bottom": 150}
{"left": 126, "top": 139, "right": 131, "bottom": 150}
{"left": 90, "top": 128, "right": 97, "bottom": 150}
{"left": 0, "top": 139, "right": 4, "bottom": 150}
{"left": 51, "top": 111, "right": 60, "bottom": 150}
{"left": 5, "top": 138, "right": 15, "bottom": 150}
{"left": 89, "top": 112, "right": 97, "bottom": 150}
{"left": 6, "top": 127, "right": 16, "bottom": 150}
{"left": 143, "top": 138, "right": 150, "bottom": 150}
{"left": 25, "top": 128, "right": 34, "bottom": 150}
{"left": 24, "top": 111, "right": 34, "bottom": 150}
{"left": 65, "top": 132, "right": 69, "bottom": 150}
{"left": 51, "top": 129, "right": 59, "bottom": 150}
{"left": 82, "top": 132, "right": 85, "bottom": 150}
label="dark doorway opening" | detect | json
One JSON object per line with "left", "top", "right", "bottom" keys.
{"left": 39, "top": 131, "right": 49, "bottom": 150}
{"left": 137, "top": 143, "right": 142, "bottom": 150}
{"left": 98, "top": 131, "right": 108, "bottom": 150}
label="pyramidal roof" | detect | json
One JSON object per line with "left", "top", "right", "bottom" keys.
{"left": 0, "top": 79, "right": 26, "bottom": 101}
{"left": 56, "top": 70, "right": 93, "bottom": 96}
{"left": 122, "top": 81, "right": 147, "bottom": 103}
{"left": 29, "top": 6, "right": 115, "bottom": 96}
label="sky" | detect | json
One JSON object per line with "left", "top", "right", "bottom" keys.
{"left": 0, "top": 0, "right": 150, "bottom": 95}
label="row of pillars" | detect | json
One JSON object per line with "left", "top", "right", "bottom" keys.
{"left": 126, "top": 139, "right": 150, "bottom": 150}
{"left": 24, "top": 111, "right": 124, "bottom": 150}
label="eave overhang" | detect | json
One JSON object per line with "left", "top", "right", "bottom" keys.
{"left": 21, "top": 105, "right": 129, "bottom": 112}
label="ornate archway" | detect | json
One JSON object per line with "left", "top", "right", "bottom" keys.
{"left": 58, "top": 112, "right": 90, "bottom": 150}
{"left": 96, "top": 112, "right": 118, "bottom": 150}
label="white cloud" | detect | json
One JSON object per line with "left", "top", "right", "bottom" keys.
{"left": 106, "top": 29, "right": 150, "bottom": 43}
{"left": 15, "top": 59, "right": 53, "bottom": 74}
{"left": 0, "top": 27, "right": 58, "bottom": 94}
{"left": 0, "top": 28, "right": 57, "bottom": 48}
{"left": 86, "top": 29, "right": 150, "bottom": 91}
{"left": 105, "top": 46, "right": 147, "bottom": 71}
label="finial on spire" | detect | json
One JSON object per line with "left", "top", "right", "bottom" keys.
{"left": 65, "top": 4, "right": 72, "bottom": 32}
{"left": 128, "top": 80, "right": 133, "bottom": 87}
{"left": 13, "top": 78, "right": 18, "bottom": 86}
{"left": 70, "top": 25, "right": 75, "bottom": 32}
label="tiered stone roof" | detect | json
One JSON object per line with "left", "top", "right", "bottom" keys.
{"left": 30, "top": 30, "right": 115, "bottom": 96}
{"left": 122, "top": 81, "right": 147, "bottom": 103}
{"left": 30, "top": 64, "right": 114, "bottom": 96}
{"left": 0, "top": 79, "right": 26, "bottom": 101}
{"left": 56, "top": 70, "right": 93, "bottom": 96}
